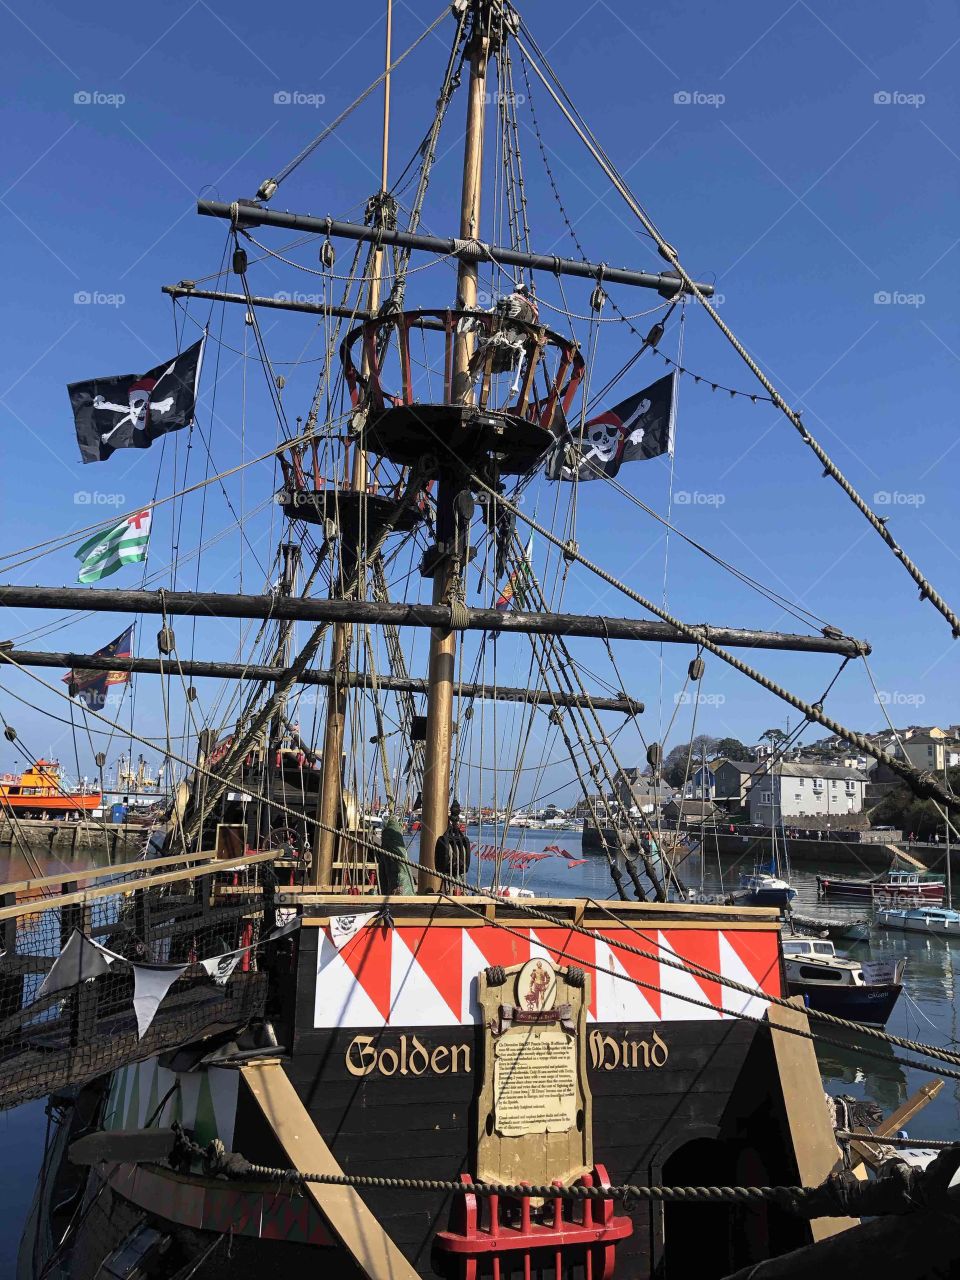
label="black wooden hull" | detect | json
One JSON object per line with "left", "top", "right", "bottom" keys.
{"left": 27, "top": 901, "right": 834, "bottom": 1279}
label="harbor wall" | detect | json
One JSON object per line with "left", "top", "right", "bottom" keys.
{"left": 710, "top": 831, "right": 925, "bottom": 869}
{"left": 0, "top": 818, "right": 144, "bottom": 856}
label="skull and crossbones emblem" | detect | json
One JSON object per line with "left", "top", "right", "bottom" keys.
{"left": 579, "top": 396, "right": 651, "bottom": 468}
{"left": 93, "top": 365, "right": 176, "bottom": 444}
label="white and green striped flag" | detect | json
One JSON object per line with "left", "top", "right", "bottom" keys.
{"left": 75, "top": 510, "right": 151, "bottom": 583}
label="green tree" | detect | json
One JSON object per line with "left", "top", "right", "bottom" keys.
{"left": 715, "top": 737, "right": 752, "bottom": 761}
{"left": 870, "top": 766, "right": 960, "bottom": 839}
{"left": 662, "top": 737, "right": 718, "bottom": 788}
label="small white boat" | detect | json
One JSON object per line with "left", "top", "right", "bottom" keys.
{"left": 877, "top": 905, "right": 960, "bottom": 936}
{"left": 736, "top": 872, "right": 797, "bottom": 909}
{"left": 781, "top": 938, "right": 906, "bottom": 1025}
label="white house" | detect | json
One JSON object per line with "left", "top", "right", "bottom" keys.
{"left": 748, "top": 762, "right": 869, "bottom": 826}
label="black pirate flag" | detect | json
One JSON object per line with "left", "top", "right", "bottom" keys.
{"left": 68, "top": 338, "right": 204, "bottom": 464}
{"left": 547, "top": 371, "right": 675, "bottom": 482}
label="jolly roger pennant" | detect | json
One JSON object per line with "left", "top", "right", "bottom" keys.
{"left": 330, "top": 911, "right": 377, "bottom": 949}
{"left": 200, "top": 950, "right": 245, "bottom": 986}
{"left": 68, "top": 338, "right": 204, "bottom": 464}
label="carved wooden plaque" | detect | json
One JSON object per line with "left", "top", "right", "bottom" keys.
{"left": 476, "top": 957, "right": 593, "bottom": 1186}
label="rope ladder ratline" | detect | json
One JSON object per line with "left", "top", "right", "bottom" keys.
{"left": 431, "top": 446, "right": 957, "bottom": 814}
{"left": 6, "top": 646, "right": 960, "bottom": 1084}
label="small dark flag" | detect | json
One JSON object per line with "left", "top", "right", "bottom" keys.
{"left": 547, "top": 371, "right": 676, "bottom": 482}
{"left": 68, "top": 338, "right": 204, "bottom": 464}
{"left": 62, "top": 624, "right": 134, "bottom": 710}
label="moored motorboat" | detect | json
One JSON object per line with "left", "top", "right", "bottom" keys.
{"left": 877, "top": 905, "right": 960, "bottom": 936}
{"left": 787, "top": 912, "right": 871, "bottom": 943}
{"left": 781, "top": 938, "right": 905, "bottom": 1025}
{"left": 817, "top": 869, "right": 944, "bottom": 905}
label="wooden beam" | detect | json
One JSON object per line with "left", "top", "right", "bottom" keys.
{"left": 241, "top": 1058, "right": 419, "bottom": 1280}
{"left": 0, "top": 848, "right": 220, "bottom": 898}
{"left": 848, "top": 1079, "right": 944, "bottom": 1174}
{"left": 0, "top": 851, "right": 275, "bottom": 922}
{"left": 3, "top": 647, "right": 642, "bottom": 714}
{"left": 0, "top": 586, "right": 870, "bottom": 656}
{"left": 766, "top": 998, "right": 858, "bottom": 1242}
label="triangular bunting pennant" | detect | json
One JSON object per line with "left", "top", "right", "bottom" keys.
{"left": 200, "top": 951, "right": 244, "bottom": 986}
{"left": 37, "top": 929, "right": 117, "bottom": 999}
{"left": 131, "top": 962, "right": 188, "bottom": 1039}
{"left": 330, "top": 911, "right": 376, "bottom": 950}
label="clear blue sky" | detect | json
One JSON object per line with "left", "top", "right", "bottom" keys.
{"left": 0, "top": 0, "right": 957, "bottom": 802}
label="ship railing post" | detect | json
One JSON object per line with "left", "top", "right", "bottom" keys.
{"left": 0, "top": 892, "right": 22, "bottom": 1027}
{"left": 60, "top": 881, "right": 96, "bottom": 1050}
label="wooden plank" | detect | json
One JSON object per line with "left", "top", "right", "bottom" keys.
{"left": 0, "top": 847, "right": 221, "bottom": 897}
{"left": 886, "top": 842, "right": 926, "bottom": 870}
{"left": 767, "top": 998, "right": 857, "bottom": 1242}
{"left": 240, "top": 1058, "right": 419, "bottom": 1280}
{"left": 0, "top": 851, "right": 275, "bottom": 922}
{"left": 293, "top": 893, "right": 779, "bottom": 932}
{"left": 293, "top": 892, "right": 779, "bottom": 918}
{"left": 849, "top": 1079, "right": 944, "bottom": 1173}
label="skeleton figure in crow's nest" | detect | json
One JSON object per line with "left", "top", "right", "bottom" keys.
{"left": 466, "top": 282, "right": 540, "bottom": 394}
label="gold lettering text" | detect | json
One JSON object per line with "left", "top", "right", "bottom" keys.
{"left": 430, "top": 1045, "right": 450, "bottom": 1074}
{"left": 408, "top": 1035, "right": 430, "bottom": 1076}
{"left": 588, "top": 1029, "right": 669, "bottom": 1070}
{"left": 449, "top": 1043, "right": 472, "bottom": 1074}
{"left": 344, "top": 1035, "right": 472, "bottom": 1077}
{"left": 345, "top": 1034, "right": 377, "bottom": 1077}
{"left": 650, "top": 1030, "right": 669, "bottom": 1068}
{"left": 589, "top": 1030, "right": 620, "bottom": 1070}
{"left": 378, "top": 1047, "right": 399, "bottom": 1076}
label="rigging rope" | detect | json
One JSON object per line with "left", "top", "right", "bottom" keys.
{"left": 6, "top": 653, "right": 960, "bottom": 1080}
{"left": 255, "top": 6, "right": 452, "bottom": 199}
{"left": 514, "top": 20, "right": 960, "bottom": 639}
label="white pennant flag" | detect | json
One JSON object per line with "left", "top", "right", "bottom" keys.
{"left": 200, "top": 950, "right": 244, "bottom": 986}
{"left": 329, "top": 911, "right": 376, "bottom": 950}
{"left": 38, "top": 929, "right": 117, "bottom": 999}
{"left": 131, "top": 962, "right": 188, "bottom": 1039}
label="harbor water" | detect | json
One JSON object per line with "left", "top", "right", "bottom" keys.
{"left": 2, "top": 832, "right": 959, "bottom": 1271}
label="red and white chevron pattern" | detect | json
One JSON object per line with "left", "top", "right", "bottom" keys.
{"left": 313, "top": 923, "right": 781, "bottom": 1029}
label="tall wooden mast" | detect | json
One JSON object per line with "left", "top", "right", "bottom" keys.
{"left": 312, "top": 0, "right": 394, "bottom": 887}
{"left": 418, "top": 1, "right": 492, "bottom": 889}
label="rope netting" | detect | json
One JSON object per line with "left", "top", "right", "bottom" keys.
{"left": 0, "top": 857, "right": 271, "bottom": 1108}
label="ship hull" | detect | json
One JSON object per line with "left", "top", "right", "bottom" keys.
{"left": 25, "top": 900, "right": 840, "bottom": 1278}
{"left": 786, "top": 979, "right": 903, "bottom": 1025}
{"left": 817, "top": 875, "right": 944, "bottom": 903}
{"left": 0, "top": 794, "right": 101, "bottom": 813}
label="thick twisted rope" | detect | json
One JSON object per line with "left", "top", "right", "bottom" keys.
{"left": 513, "top": 23, "right": 960, "bottom": 639}
{"left": 175, "top": 1127, "right": 817, "bottom": 1205}
{"left": 4, "top": 651, "right": 960, "bottom": 1078}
